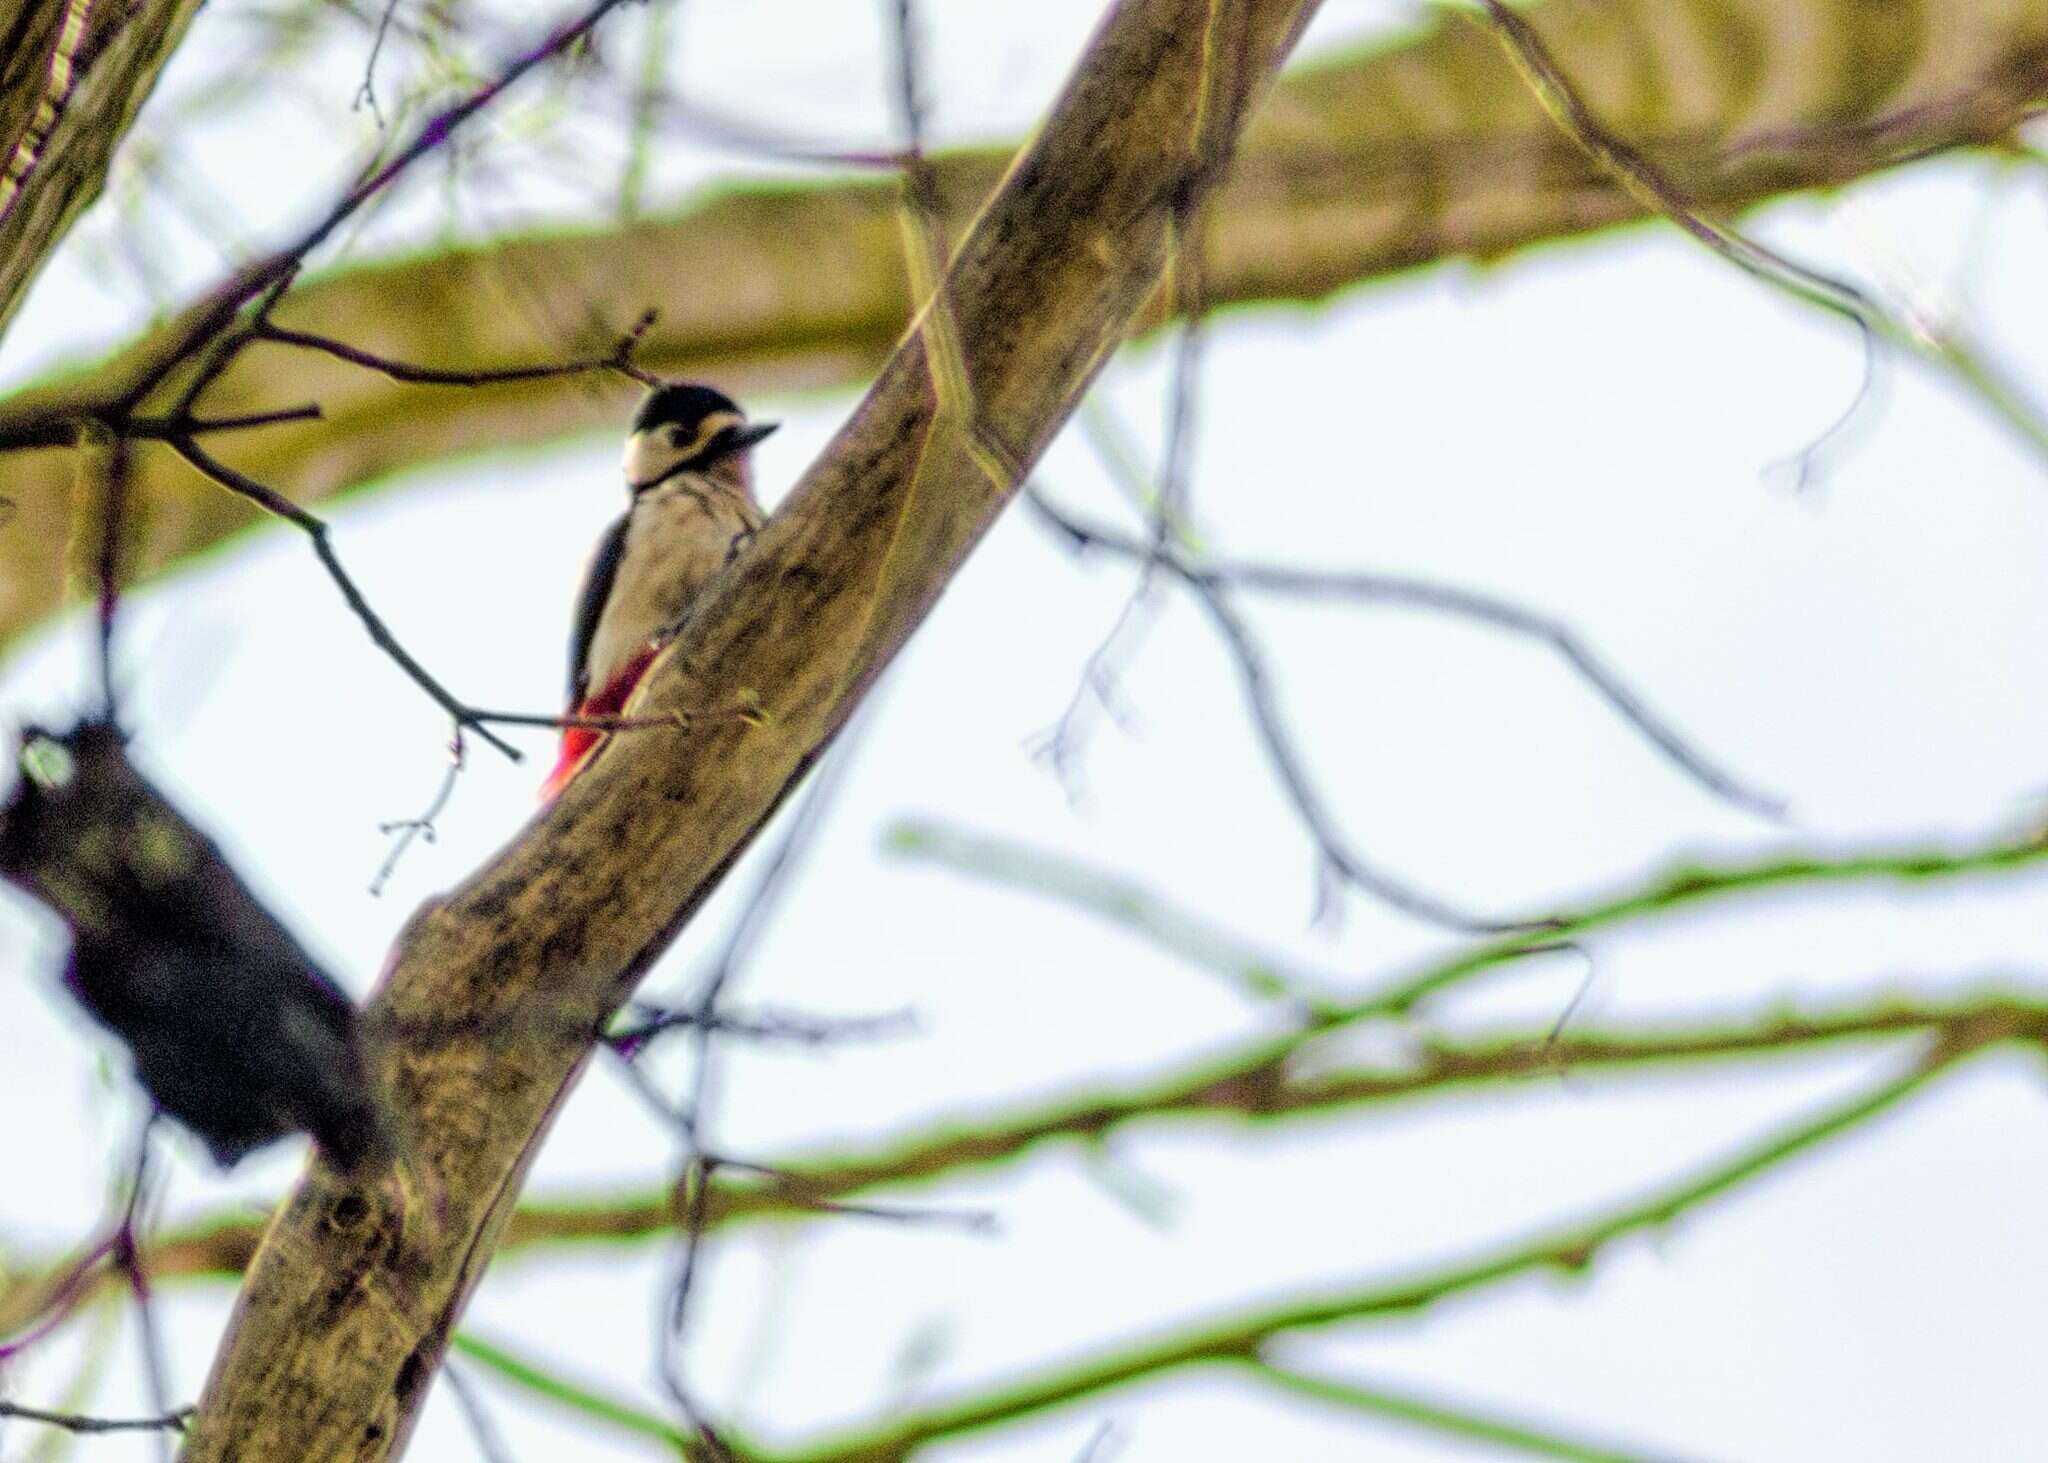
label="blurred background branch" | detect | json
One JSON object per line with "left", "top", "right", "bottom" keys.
{"left": 2, "top": 0, "right": 2043, "bottom": 654}
{"left": 9, "top": 829, "right": 2043, "bottom": 1386}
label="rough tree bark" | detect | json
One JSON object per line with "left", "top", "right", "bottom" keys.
{"left": 178, "top": 0, "right": 1323, "bottom": 1456}
{"left": 1, "top": 0, "right": 2041, "bottom": 652}
{"left": 0, "top": 0, "right": 207, "bottom": 332}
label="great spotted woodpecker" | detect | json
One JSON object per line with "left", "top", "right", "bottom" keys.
{"left": 542, "top": 383, "right": 776, "bottom": 799}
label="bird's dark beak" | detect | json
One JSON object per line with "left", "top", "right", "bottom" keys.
{"left": 726, "top": 420, "right": 779, "bottom": 451}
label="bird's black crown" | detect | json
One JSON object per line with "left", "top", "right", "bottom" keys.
{"left": 627, "top": 382, "right": 778, "bottom": 480}
{"left": 632, "top": 383, "right": 744, "bottom": 435}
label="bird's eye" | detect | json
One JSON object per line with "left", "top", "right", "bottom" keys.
{"left": 666, "top": 424, "right": 688, "bottom": 445}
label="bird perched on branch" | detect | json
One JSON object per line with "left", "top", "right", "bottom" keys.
{"left": 542, "top": 383, "right": 777, "bottom": 800}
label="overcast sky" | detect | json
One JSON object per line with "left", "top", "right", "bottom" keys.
{"left": 4, "top": 3, "right": 2047, "bottom": 1459}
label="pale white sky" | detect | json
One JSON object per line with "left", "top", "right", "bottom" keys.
{"left": 4, "top": 3, "right": 2047, "bottom": 1459}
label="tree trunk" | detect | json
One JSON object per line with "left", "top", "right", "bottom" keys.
{"left": 0, "top": 0, "right": 206, "bottom": 335}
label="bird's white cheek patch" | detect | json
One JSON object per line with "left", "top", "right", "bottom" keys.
{"left": 622, "top": 430, "right": 675, "bottom": 486}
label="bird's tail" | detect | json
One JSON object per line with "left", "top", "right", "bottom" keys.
{"left": 540, "top": 725, "right": 602, "bottom": 802}
{"left": 540, "top": 641, "right": 663, "bottom": 802}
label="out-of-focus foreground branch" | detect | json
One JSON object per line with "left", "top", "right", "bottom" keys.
{"left": 171, "top": 0, "right": 1323, "bottom": 1456}
{"left": 0, "top": 0, "right": 206, "bottom": 332}
{"left": 2, "top": 0, "right": 2043, "bottom": 652}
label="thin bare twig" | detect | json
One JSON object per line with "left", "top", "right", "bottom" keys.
{"left": 648, "top": 719, "right": 874, "bottom": 1447}
{"left": 0, "top": 1399, "right": 193, "bottom": 1435}
{"left": 1468, "top": 0, "right": 1878, "bottom": 325}
{"left": 700, "top": 1153, "right": 997, "bottom": 1233}
{"left": 162, "top": 269, "right": 300, "bottom": 423}
{"left": 616, "top": 2, "right": 668, "bottom": 217}
{"left": 354, "top": 0, "right": 405, "bottom": 128}
{"left": 253, "top": 309, "right": 657, "bottom": 389}
{"left": 1033, "top": 220, "right": 1210, "bottom": 794}
{"left": 624, "top": 85, "right": 922, "bottom": 171}
{"left": 888, "top": 817, "right": 1348, "bottom": 1014}
{"left": 442, "top": 1362, "right": 518, "bottom": 1463}
{"left": 92, "top": 431, "right": 130, "bottom": 720}
{"left": 10, "top": 1, "right": 654, "bottom": 780}
{"left": 1467, "top": 0, "right": 2048, "bottom": 478}
{"left": 169, "top": 436, "right": 521, "bottom": 760}
{"left": 0, "top": 404, "right": 322, "bottom": 453}
{"left": 0, "top": 1192, "right": 137, "bottom": 1364}
{"left": 110, "top": 1122, "right": 172, "bottom": 1463}
{"left": 885, "top": 0, "right": 944, "bottom": 286}
{"left": 1035, "top": 0, "right": 1267, "bottom": 793}
{"left": 1025, "top": 492, "right": 1785, "bottom": 821}
{"left": 371, "top": 671, "right": 756, "bottom": 893}
{"left": 1202, "top": 583, "right": 1528, "bottom": 932}
{"left": 1074, "top": 1419, "right": 1127, "bottom": 1463}
{"left": 121, "top": 0, "right": 644, "bottom": 412}
{"left": 608, "top": 1002, "right": 916, "bottom": 1056}
{"left": 1028, "top": 486, "right": 1534, "bottom": 934}
{"left": 658, "top": 1153, "right": 731, "bottom": 1459}
{"left": 371, "top": 725, "right": 467, "bottom": 895}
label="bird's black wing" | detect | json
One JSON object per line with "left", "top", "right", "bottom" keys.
{"left": 567, "top": 512, "right": 631, "bottom": 705}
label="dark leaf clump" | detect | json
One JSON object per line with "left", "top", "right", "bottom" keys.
{"left": 0, "top": 721, "right": 386, "bottom": 1170}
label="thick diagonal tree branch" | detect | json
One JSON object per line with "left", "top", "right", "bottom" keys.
{"left": 178, "top": 1, "right": 1324, "bottom": 1455}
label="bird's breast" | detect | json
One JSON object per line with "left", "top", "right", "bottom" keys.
{"left": 582, "top": 478, "right": 762, "bottom": 698}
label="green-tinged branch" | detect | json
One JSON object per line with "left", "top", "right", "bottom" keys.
{"left": 893, "top": 817, "right": 2048, "bottom": 1020}
{"left": 11, "top": 981, "right": 2042, "bottom": 1329}
{"left": 1242, "top": 1361, "right": 1663, "bottom": 1463}
{"left": 770, "top": 1039, "right": 1984, "bottom": 1461}
{"left": 4, "top": 0, "right": 2044, "bottom": 653}
{"left": 450, "top": 1333, "right": 704, "bottom": 1455}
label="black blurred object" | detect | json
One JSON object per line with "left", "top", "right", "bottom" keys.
{"left": 0, "top": 720, "right": 387, "bottom": 1170}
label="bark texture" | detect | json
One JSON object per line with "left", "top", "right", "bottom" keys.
{"left": 177, "top": 0, "right": 1322, "bottom": 1456}
{"left": 0, "top": 0, "right": 206, "bottom": 333}
{"left": 2, "top": 0, "right": 2043, "bottom": 654}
